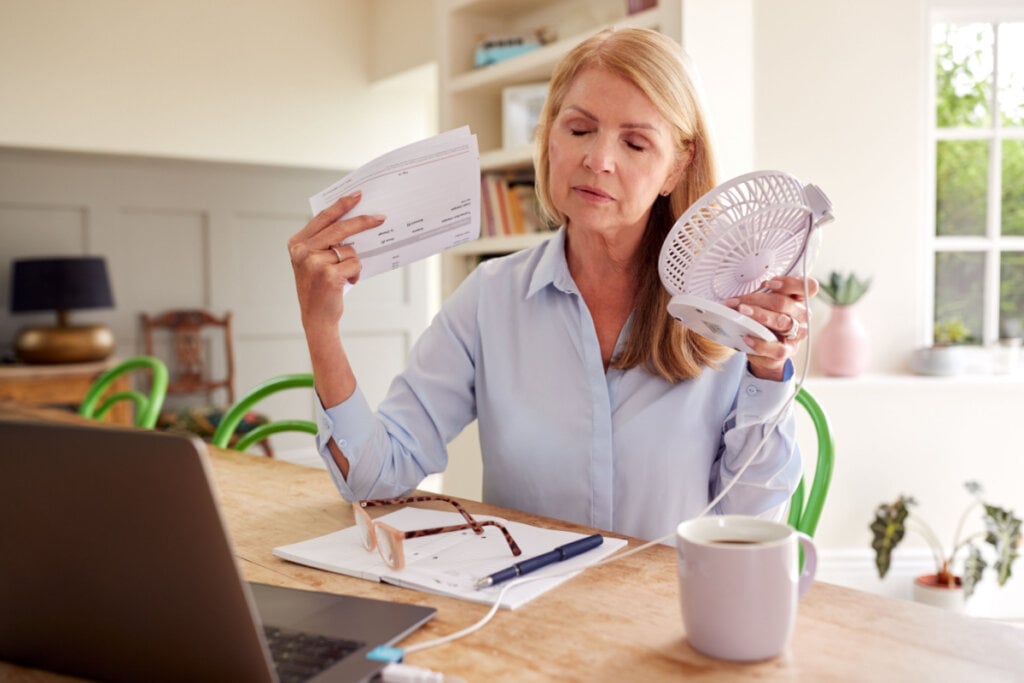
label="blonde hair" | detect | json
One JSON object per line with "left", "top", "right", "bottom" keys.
{"left": 533, "top": 27, "right": 733, "bottom": 382}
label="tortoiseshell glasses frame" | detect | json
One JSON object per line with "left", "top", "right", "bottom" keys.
{"left": 353, "top": 495, "right": 522, "bottom": 570}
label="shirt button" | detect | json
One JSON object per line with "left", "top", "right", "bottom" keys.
{"left": 745, "top": 385, "right": 760, "bottom": 396}
{"left": 335, "top": 438, "right": 348, "bottom": 448}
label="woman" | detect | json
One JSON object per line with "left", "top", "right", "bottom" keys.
{"left": 288, "top": 27, "right": 816, "bottom": 542}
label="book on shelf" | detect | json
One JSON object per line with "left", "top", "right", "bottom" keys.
{"left": 480, "top": 172, "right": 555, "bottom": 238}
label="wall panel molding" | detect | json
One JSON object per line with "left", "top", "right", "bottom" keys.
{"left": 0, "top": 146, "right": 433, "bottom": 460}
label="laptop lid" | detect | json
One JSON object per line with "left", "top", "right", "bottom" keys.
{"left": 0, "top": 419, "right": 435, "bottom": 683}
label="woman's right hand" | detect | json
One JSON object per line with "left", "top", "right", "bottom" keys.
{"left": 288, "top": 190, "right": 386, "bottom": 330}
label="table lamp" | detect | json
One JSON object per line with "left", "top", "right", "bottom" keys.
{"left": 9, "top": 256, "right": 116, "bottom": 364}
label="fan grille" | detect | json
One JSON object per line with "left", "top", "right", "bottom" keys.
{"left": 659, "top": 172, "right": 812, "bottom": 300}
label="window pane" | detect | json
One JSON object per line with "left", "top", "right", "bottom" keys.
{"left": 1001, "top": 252, "right": 1024, "bottom": 337}
{"left": 934, "top": 23, "right": 993, "bottom": 128}
{"left": 936, "top": 140, "right": 988, "bottom": 236}
{"left": 997, "top": 23, "right": 1024, "bottom": 127}
{"left": 935, "top": 251, "right": 984, "bottom": 342}
{"left": 1005, "top": 139, "right": 1024, "bottom": 236}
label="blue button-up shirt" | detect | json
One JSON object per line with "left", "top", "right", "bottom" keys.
{"left": 316, "top": 228, "right": 801, "bottom": 541}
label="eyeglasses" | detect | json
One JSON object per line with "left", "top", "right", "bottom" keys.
{"left": 353, "top": 495, "right": 523, "bottom": 570}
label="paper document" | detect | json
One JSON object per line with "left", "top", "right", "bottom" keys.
{"left": 309, "top": 127, "right": 481, "bottom": 282}
{"left": 273, "top": 507, "right": 627, "bottom": 610}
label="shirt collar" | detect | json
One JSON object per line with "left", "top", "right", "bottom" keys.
{"left": 527, "top": 227, "right": 577, "bottom": 298}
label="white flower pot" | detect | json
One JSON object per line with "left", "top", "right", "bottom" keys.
{"left": 909, "top": 346, "right": 968, "bottom": 376}
{"left": 912, "top": 574, "right": 965, "bottom": 612}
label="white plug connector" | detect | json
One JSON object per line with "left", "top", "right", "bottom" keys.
{"left": 381, "top": 663, "right": 466, "bottom": 683}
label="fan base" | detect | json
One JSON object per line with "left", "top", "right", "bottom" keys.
{"left": 667, "top": 294, "right": 775, "bottom": 354}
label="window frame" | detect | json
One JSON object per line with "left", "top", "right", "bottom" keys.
{"left": 926, "top": 4, "right": 1024, "bottom": 346}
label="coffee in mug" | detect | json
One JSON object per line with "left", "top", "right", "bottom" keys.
{"left": 676, "top": 515, "right": 816, "bottom": 661}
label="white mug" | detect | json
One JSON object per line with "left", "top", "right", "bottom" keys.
{"left": 676, "top": 515, "right": 817, "bottom": 661}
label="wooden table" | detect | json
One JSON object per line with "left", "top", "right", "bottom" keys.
{"left": 0, "top": 359, "right": 130, "bottom": 425}
{"left": 2, "top": 405, "right": 1023, "bottom": 682}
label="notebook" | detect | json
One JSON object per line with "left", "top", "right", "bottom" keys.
{"left": 274, "top": 507, "right": 627, "bottom": 609}
{"left": 0, "top": 419, "right": 436, "bottom": 683}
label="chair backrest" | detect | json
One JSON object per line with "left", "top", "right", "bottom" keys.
{"left": 78, "top": 356, "right": 169, "bottom": 429}
{"left": 211, "top": 373, "right": 316, "bottom": 453}
{"left": 140, "top": 309, "right": 235, "bottom": 406}
{"left": 787, "top": 387, "right": 835, "bottom": 537}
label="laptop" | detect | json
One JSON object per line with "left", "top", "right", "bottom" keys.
{"left": 0, "top": 419, "right": 436, "bottom": 683}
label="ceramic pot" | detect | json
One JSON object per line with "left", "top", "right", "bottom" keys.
{"left": 909, "top": 345, "right": 967, "bottom": 376}
{"left": 815, "top": 305, "right": 869, "bottom": 377}
{"left": 912, "top": 574, "right": 965, "bottom": 612}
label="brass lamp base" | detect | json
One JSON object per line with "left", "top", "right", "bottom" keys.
{"left": 15, "top": 324, "right": 116, "bottom": 364}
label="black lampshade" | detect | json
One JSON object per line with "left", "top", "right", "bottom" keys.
{"left": 10, "top": 257, "right": 114, "bottom": 313}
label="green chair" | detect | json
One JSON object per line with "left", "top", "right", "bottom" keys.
{"left": 78, "top": 356, "right": 169, "bottom": 429}
{"left": 787, "top": 387, "right": 835, "bottom": 537}
{"left": 211, "top": 373, "right": 316, "bottom": 453}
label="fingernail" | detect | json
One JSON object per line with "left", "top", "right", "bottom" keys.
{"left": 767, "top": 280, "right": 782, "bottom": 289}
{"left": 724, "top": 298, "right": 739, "bottom": 307}
{"left": 738, "top": 304, "right": 754, "bottom": 316}
{"left": 372, "top": 214, "right": 386, "bottom": 222}
{"left": 350, "top": 189, "right": 362, "bottom": 199}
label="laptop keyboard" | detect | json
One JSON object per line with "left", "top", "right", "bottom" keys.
{"left": 263, "top": 624, "right": 364, "bottom": 683}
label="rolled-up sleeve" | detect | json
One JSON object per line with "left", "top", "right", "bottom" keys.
{"left": 312, "top": 269, "right": 483, "bottom": 502}
{"left": 314, "top": 387, "right": 380, "bottom": 500}
{"left": 713, "top": 369, "right": 802, "bottom": 520}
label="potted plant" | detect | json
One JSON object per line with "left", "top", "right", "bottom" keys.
{"left": 933, "top": 316, "right": 971, "bottom": 346}
{"left": 870, "top": 481, "right": 1022, "bottom": 611}
{"left": 815, "top": 271, "right": 872, "bottom": 377}
{"left": 910, "top": 316, "right": 973, "bottom": 375}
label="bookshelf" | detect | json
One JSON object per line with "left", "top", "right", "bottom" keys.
{"left": 435, "top": 0, "right": 754, "bottom": 300}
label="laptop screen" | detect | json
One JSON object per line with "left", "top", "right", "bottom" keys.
{"left": 0, "top": 419, "right": 434, "bottom": 683}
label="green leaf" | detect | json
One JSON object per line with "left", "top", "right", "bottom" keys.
{"left": 962, "top": 545, "right": 986, "bottom": 599}
{"left": 933, "top": 316, "right": 972, "bottom": 345}
{"left": 870, "top": 497, "right": 912, "bottom": 578}
{"left": 819, "top": 271, "right": 871, "bottom": 306}
{"left": 983, "top": 504, "right": 1023, "bottom": 587}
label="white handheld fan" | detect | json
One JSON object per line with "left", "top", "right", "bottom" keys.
{"left": 658, "top": 170, "right": 833, "bottom": 353}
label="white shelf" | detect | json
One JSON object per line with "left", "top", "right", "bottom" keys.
{"left": 480, "top": 146, "right": 533, "bottom": 172}
{"left": 448, "top": 6, "right": 664, "bottom": 96}
{"left": 450, "top": 232, "right": 554, "bottom": 257}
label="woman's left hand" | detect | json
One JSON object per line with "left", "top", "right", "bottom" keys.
{"left": 724, "top": 276, "right": 819, "bottom": 381}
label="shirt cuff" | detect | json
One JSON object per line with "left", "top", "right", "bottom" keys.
{"left": 738, "top": 359, "right": 794, "bottom": 416}
{"left": 314, "top": 386, "right": 377, "bottom": 500}
{"left": 746, "top": 358, "right": 794, "bottom": 382}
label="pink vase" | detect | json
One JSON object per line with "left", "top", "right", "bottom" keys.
{"left": 815, "top": 305, "right": 869, "bottom": 377}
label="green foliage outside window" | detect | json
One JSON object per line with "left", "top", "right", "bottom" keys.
{"left": 933, "top": 22, "right": 1024, "bottom": 339}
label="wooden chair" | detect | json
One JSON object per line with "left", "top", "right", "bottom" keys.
{"left": 78, "top": 356, "right": 169, "bottom": 429}
{"left": 140, "top": 309, "right": 272, "bottom": 455}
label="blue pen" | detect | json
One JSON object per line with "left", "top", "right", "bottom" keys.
{"left": 474, "top": 533, "right": 604, "bottom": 589}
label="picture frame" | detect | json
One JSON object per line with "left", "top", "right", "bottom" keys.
{"left": 502, "top": 82, "right": 549, "bottom": 150}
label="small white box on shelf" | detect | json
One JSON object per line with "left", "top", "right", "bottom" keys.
{"left": 502, "top": 82, "right": 549, "bottom": 150}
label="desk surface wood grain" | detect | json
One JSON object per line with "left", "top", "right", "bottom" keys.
{"left": 2, "top": 404, "right": 1023, "bottom": 682}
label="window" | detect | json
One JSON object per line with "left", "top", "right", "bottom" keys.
{"left": 930, "top": 12, "right": 1024, "bottom": 344}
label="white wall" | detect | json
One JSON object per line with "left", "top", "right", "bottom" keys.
{"left": 0, "top": 0, "right": 439, "bottom": 467}
{"left": 754, "top": 0, "right": 927, "bottom": 372}
{"left": 756, "top": 0, "right": 1024, "bottom": 618}
{"left": 0, "top": 0, "right": 437, "bottom": 168}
